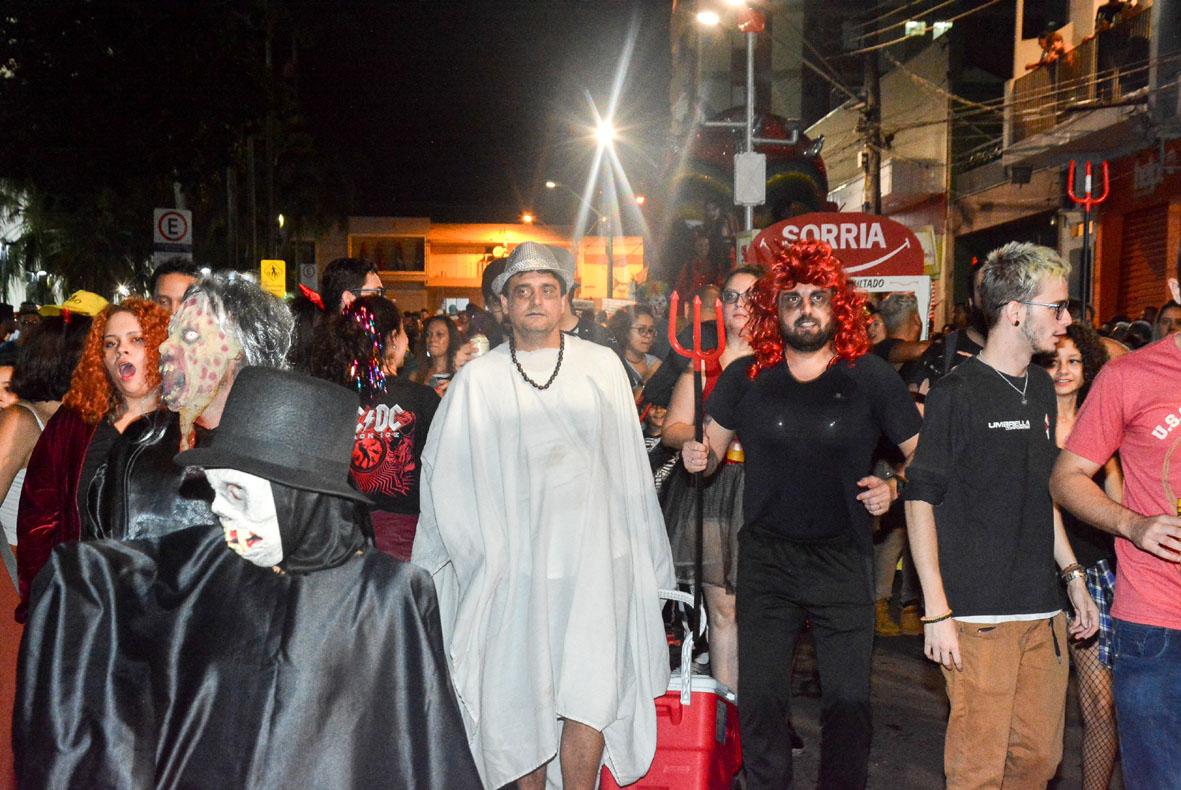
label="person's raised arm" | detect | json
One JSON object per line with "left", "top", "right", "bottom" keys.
{"left": 1051, "top": 450, "right": 1181, "bottom": 562}
{"left": 661, "top": 369, "right": 697, "bottom": 450}
{"left": 886, "top": 340, "right": 930, "bottom": 365}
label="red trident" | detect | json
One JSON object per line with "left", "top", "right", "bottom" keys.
{"left": 1067, "top": 160, "right": 1110, "bottom": 321}
{"left": 668, "top": 291, "right": 725, "bottom": 637}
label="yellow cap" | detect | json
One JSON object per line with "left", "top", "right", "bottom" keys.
{"left": 60, "top": 290, "right": 110, "bottom": 317}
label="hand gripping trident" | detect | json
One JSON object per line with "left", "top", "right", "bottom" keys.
{"left": 668, "top": 292, "right": 726, "bottom": 639}
{"left": 1067, "top": 160, "right": 1110, "bottom": 321}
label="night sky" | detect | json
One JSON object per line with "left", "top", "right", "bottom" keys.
{"left": 298, "top": 1, "right": 672, "bottom": 223}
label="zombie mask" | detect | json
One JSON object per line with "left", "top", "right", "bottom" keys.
{"left": 205, "top": 468, "right": 283, "bottom": 568}
{"left": 159, "top": 293, "right": 243, "bottom": 446}
{"left": 649, "top": 292, "right": 668, "bottom": 317}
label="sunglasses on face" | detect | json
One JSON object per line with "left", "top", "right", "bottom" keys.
{"left": 779, "top": 290, "right": 833, "bottom": 311}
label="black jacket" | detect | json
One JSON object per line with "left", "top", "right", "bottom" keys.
{"left": 85, "top": 410, "right": 216, "bottom": 541}
{"left": 17, "top": 523, "right": 482, "bottom": 788}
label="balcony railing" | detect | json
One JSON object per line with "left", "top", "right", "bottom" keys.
{"left": 1009, "top": 6, "right": 1152, "bottom": 146}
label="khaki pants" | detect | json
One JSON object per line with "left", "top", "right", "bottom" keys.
{"left": 942, "top": 613, "right": 1069, "bottom": 789}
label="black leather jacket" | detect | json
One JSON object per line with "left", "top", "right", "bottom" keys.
{"left": 85, "top": 411, "right": 216, "bottom": 541}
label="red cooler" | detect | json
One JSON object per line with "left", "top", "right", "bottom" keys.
{"left": 600, "top": 590, "right": 742, "bottom": 789}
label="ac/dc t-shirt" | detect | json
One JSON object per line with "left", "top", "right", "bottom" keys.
{"left": 350, "top": 380, "right": 440, "bottom": 514}
{"left": 707, "top": 354, "right": 921, "bottom": 547}
{"left": 1066, "top": 336, "right": 1181, "bottom": 629}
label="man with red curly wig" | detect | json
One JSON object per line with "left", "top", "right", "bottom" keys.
{"left": 683, "top": 240, "right": 921, "bottom": 789}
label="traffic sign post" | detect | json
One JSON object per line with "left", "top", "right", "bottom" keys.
{"left": 153, "top": 208, "right": 193, "bottom": 266}
{"left": 260, "top": 259, "right": 286, "bottom": 299}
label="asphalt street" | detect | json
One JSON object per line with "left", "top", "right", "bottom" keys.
{"left": 786, "top": 632, "right": 1116, "bottom": 789}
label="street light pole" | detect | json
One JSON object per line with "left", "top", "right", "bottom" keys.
{"left": 698, "top": 7, "right": 790, "bottom": 233}
{"left": 603, "top": 161, "right": 617, "bottom": 298}
{"left": 744, "top": 28, "right": 755, "bottom": 232}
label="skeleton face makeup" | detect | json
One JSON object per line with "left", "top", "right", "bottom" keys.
{"left": 159, "top": 293, "right": 243, "bottom": 443}
{"left": 205, "top": 468, "right": 283, "bottom": 568}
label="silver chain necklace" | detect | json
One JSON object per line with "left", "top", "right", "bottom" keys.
{"left": 977, "top": 356, "right": 1028, "bottom": 405}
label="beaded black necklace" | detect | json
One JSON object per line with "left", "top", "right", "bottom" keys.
{"left": 510, "top": 332, "right": 564, "bottom": 390}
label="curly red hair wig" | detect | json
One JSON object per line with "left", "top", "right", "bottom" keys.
{"left": 745, "top": 240, "right": 869, "bottom": 380}
{"left": 62, "top": 298, "right": 172, "bottom": 425}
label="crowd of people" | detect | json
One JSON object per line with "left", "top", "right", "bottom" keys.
{"left": 1, "top": 230, "right": 1179, "bottom": 789}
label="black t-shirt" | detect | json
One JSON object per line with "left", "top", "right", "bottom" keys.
{"left": 708, "top": 354, "right": 921, "bottom": 547}
{"left": 905, "top": 357, "right": 1060, "bottom": 616}
{"left": 914, "top": 329, "right": 983, "bottom": 391}
{"left": 349, "top": 380, "right": 440, "bottom": 514}
{"left": 872, "top": 337, "right": 923, "bottom": 386}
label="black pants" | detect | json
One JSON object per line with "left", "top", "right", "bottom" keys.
{"left": 736, "top": 528, "right": 874, "bottom": 790}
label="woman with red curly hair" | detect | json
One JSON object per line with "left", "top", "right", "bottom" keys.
{"left": 15, "top": 299, "right": 170, "bottom": 620}
{"left": 681, "top": 240, "right": 922, "bottom": 788}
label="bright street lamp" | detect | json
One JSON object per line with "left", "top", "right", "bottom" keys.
{"left": 545, "top": 180, "right": 557, "bottom": 189}
{"left": 696, "top": 10, "right": 721, "bottom": 26}
{"left": 594, "top": 120, "right": 617, "bottom": 148}
{"left": 520, "top": 212, "right": 535, "bottom": 224}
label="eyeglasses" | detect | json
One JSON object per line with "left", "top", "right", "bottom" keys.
{"left": 349, "top": 287, "right": 387, "bottom": 299}
{"left": 721, "top": 288, "right": 753, "bottom": 305}
{"left": 778, "top": 290, "right": 833, "bottom": 311}
{"left": 631, "top": 325, "right": 656, "bottom": 337}
{"left": 1019, "top": 299, "right": 1069, "bottom": 320}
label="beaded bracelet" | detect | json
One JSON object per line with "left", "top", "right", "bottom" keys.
{"left": 920, "top": 610, "right": 953, "bottom": 624}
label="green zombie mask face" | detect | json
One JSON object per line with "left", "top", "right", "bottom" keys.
{"left": 159, "top": 293, "right": 243, "bottom": 446}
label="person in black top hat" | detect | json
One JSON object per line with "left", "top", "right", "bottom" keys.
{"left": 15, "top": 366, "right": 481, "bottom": 789}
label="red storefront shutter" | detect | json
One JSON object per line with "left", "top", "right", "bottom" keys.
{"left": 1117, "top": 204, "right": 1169, "bottom": 317}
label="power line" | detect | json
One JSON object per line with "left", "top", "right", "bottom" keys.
{"left": 768, "top": 18, "right": 861, "bottom": 104}
{"left": 844, "top": 0, "right": 1004, "bottom": 57}
{"left": 882, "top": 50, "right": 1000, "bottom": 113}
{"left": 853, "top": 0, "right": 962, "bottom": 43}
{"left": 851, "top": 0, "right": 943, "bottom": 34}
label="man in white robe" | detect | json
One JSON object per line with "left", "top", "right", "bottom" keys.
{"left": 413, "top": 241, "right": 675, "bottom": 789}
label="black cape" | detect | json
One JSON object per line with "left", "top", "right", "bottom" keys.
{"left": 15, "top": 524, "right": 481, "bottom": 789}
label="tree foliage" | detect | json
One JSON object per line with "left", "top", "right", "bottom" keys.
{"left": 0, "top": 1, "right": 349, "bottom": 295}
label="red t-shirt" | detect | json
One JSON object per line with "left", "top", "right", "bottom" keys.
{"left": 1066, "top": 336, "right": 1181, "bottom": 629}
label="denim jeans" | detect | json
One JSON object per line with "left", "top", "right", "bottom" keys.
{"left": 1112, "top": 618, "right": 1181, "bottom": 790}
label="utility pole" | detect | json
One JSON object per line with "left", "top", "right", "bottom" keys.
{"left": 861, "top": 46, "right": 882, "bottom": 215}
{"left": 226, "top": 164, "right": 238, "bottom": 269}
{"left": 264, "top": 14, "right": 276, "bottom": 260}
{"left": 248, "top": 136, "right": 258, "bottom": 268}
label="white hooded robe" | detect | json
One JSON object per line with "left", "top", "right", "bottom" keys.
{"left": 413, "top": 335, "right": 675, "bottom": 788}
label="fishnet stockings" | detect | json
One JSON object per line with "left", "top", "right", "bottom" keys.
{"left": 1069, "top": 636, "right": 1118, "bottom": 790}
